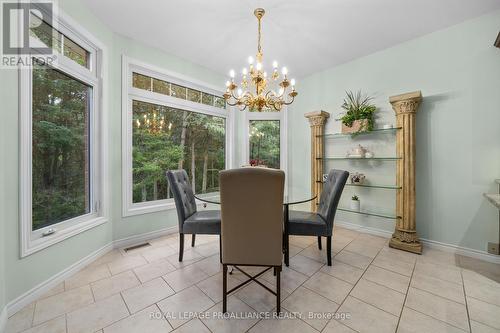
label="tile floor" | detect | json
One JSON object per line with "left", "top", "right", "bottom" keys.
{"left": 5, "top": 227, "right": 500, "bottom": 333}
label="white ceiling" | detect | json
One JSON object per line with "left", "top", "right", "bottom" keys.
{"left": 83, "top": 0, "right": 500, "bottom": 79}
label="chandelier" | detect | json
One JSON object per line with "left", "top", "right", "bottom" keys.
{"left": 135, "top": 112, "right": 172, "bottom": 135}
{"left": 223, "top": 8, "right": 297, "bottom": 112}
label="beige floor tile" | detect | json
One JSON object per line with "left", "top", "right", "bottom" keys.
{"left": 201, "top": 296, "right": 260, "bottom": 333}
{"left": 172, "top": 319, "right": 211, "bottom": 333}
{"left": 192, "top": 255, "right": 222, "bottom": 276}
{"left": 350, "top": 278, "right": 405, "bottom": 316}
{"left": 261, "top": 266, "right": 309, "bottom": 294}
{"left": 288, "top": 244, "right": 304, "bottom": 257}
{"left": 470, "top": 320, "right": 500, "bottom": 333}
{"left": 321, "top": 260, "right": 364, "bottom": 284}
{"left": 331, "top": 234, "right": 356, "bottom": 253}
{"left": 405, "top": 287, "right": 469, "bottom": 331}
{"left": 398, "top": 307, "right": 467, "bottom": 333}
{"left": 322, "top": 319, "right": 357, "bottom": 333}
{"left": 163, "top": 265, "right": 209, "bottom": 292}
{"left": 343, "top": 239, "right": 382, "bottom": 259}
{"left": 462, "top": 270, "right": 500, "bottom": 290}
{"left": 122, "top": 277, "right": 174, "bottom": 313}
{"left": 289, "top": 255, "right": 324, "bottom": 277}
{"left": 372, "top": 255, "right": 414, "bottom": 277}
{"left": 141, "top": 245, "right": 178, "bottom": 263}
{"left": 299, "top": 244, "right": 328, "bottom": 264}
{"left": 91, "top": 270, "right": 140, "bottom": 301}
{"left": 5, "top": 303, "right": 35, "bottom": 333}
{"left": 289, "top": 236, "right": 316, "bottom": 249}
{"left": 414, "top": 261, "right": 462, "bottom": 285}
{"left": 157, "top": 286, "right": 215, "bottom": 328}
{"left": 196, "top": 272, "right": 243, "bottom": 303}
{"left": 193, "top": 242, "right": 220, "bottom": 257}
{"left": 90, "top": 250, "right": 123, "bottom": 267}
{"left": 248, "top": 311, "right": 318, "bottom": 333}
{"left": 334, "top": 250, "right": 372, "bottom": 270}
{"left": 234, "top": 280, "right": 289, "bottom": 312}
{"left": 333, "top": 227, "right": 360, "bottom": 240}
{"left": 103, "top": 305, "right": 172, "bottom": 333}
{"left": 65, "top": 264, "right": 111, "bottom": 290}
{"left": 467, "top": 297, "right": 500, "bottom": 330}
{"left": 354, "top": 233, "right": 388, "bottom": 247}
{"left": 337, "top": 296, "right": 398, "bottom": 333}
{"left": 21, "top": 316, "right": 66, "bottom": 333}
{"left": 166, "top": 249, "right": 204, "bottom": 269}
{"left": 107, "top": 255, "right": 148, "bottom": 275}
{"left": 133, "top": 259, "right": 177, "bottom": 283}
{"left": 66, "top": 294, "right": 129, "bottom": 333}
{"left": 33, "top": 285, "right": 94, "bottom": 325}
{"left": 282, "top": 286, "right": 339, "bottom": 331}
{"left": 149, "top": 234, "right": 179, "bottom": 247}
{"left": 363, "top": 265, "right": 410, "bottom": 293}
{"left": 378, "top": 246, "right": 418, "bottom": 265}
{"left": 38, "top": 282, "right": 65, "bottom": 300}
{"left": 411, "top": 272, "right": 465, "bottom": 304}
{"left": 419, "top": 248, "right": 461, "bottom": 267}
{"left": 459, "top": 257, "right": 500, "bottom": 284}
{"left": 303, "top": 271, "right": 353, "bottom": 304}
{"left": 463, "top": 276, "right": 500, "bottom": 307}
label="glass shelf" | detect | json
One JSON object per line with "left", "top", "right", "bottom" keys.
{"left": 318, "top": 157, "right": 401, "bottom": 161}
{"left": 318, "top": 127, "right": 401, "bottom": 138}
{"left": 337, "top": 207, "right": 400, "bottom": 220}
{"left": 315, "top": 181, "right": 400, "bottom": 190}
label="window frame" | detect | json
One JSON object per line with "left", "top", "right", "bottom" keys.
{"left": 122, "top": 56, "right": 232, "bottom": 217}
{"left": 19, "top": 9, "right": 108, "bottom": 257}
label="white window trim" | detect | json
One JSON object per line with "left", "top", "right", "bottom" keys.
{"left": 19, "top": 9, "right": 109, "bottom": 257}
{"left": 122, "top": 56, "right": 233, "bottom": 217}
{"left": 243, "top": 109, "right": 289, "bottom": 197}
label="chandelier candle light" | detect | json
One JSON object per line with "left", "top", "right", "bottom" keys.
{"left": 223, "top": 8, "right": 297, "bottom": 112}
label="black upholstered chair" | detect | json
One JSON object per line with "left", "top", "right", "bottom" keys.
{"left": 166, "top": 170, "right": 221, "bottom": 262}
{"left": 286, "top": 169, "right": 349, "bottom": 266}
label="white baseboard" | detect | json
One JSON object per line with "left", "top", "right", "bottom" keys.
{"left": 6, "top": 226, "right": 178, "bottom": 317}
{"left": 0, "top": 305, "right": 7, "bottom": 333}
{"left": 336, "top": 220, "right": 500, "bottom": 264}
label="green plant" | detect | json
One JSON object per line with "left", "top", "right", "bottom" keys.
{"left": 340, "top": 91, "right": 377, "bottom": 134}
{"left": 351, "top": 195, "right": 359, "bottom": 201}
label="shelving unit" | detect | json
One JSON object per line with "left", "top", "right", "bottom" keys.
{"left": 305, "top": 91, "right": 423, "bottom": 254}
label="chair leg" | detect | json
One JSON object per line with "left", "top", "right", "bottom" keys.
{"left": 327, "top": 236, "right": 332, "bottom": 266}
{"left": 191, "top": 234, "right": 196, "bottom": 247}
{"left": 219, "top": 235, "right": 222, "bottom": 263}
{"left": 318, "top": 236, "right": 322, "bottom": 250}
{"left": 179, "top": 233, "right": 184, "bottom": 262}
{"left": 276, "top": 266, "right": 281, "bottom": 313}
{"left": 285, "top": 234, "right": 290, "bottom": 267}
{"left": 273, "top": 267, "right": 276, "bottom": 276}
{"left": 223, "top": 264, "right": 228, "bottom": 313}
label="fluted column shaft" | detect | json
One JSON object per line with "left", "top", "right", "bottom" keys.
{"left": 305, "top": 111, "right": 330, "bottom": 212}
{"left": 389, "top": 91, "right": 422, "bottom": 254}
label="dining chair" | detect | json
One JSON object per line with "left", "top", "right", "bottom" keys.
{"left": 219, "top": 168, "right": 285, "bottom": 313}
{"left": 166, "top": 170, "right": 221, "bottom": 262}
{"left": 286, "top": 169, "right": 348, "bottom": 266}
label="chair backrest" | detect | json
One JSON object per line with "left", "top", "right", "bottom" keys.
{"left": 317, "top": 169, "right": 349, "bottom": 231}
{"left": 166, "top": 170, "right": 197, "bottom": 230}
{"left": 220, "top": 168, "right": 285, "bottom": 266}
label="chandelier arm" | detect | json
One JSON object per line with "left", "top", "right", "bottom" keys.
{"left": 282, "top": 95, "right": 296, "bottom": 106}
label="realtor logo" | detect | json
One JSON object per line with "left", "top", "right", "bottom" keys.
{"left": 1, "top": 1, "right": 56, "bottom": 67}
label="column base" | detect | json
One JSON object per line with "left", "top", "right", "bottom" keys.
{"left": 389, "top": 230, "right": 422, "bottom": 254}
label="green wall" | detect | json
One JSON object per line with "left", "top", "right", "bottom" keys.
{"left": 0, "top": 0, "right": 224, "bottom": 307}
{"left": 289, "top": 10, "right": 500, "bottom": 251}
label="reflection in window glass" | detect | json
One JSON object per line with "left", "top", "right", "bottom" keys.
{"left": 201, "top": 93, "right": 214, "bottom": 106}
{"left": 249, "top": 120, "right": 280, "bottom": 169}
{"left": 133, "top": 73, "right": 152, "bottom": 91}
{"left": 214, "top": 96, "right": 226, "bottom": 109}
{"left": 32, "top": 65, "right": 92, "bottom": 230}
{"left": 153, "top": 78, "right": 169, "bottom": 95}
{"left": 132, "top": 100, "right": 225, "bottom": 203}
{"left": 187, "top": 88, "right": 201, "bottom": 103}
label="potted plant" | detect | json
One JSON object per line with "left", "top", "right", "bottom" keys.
{"left": 350, "top": 195, "right": 360, "bottom": 211}
{"left": 340, "top": 91, "right": 377, "bottom": 135}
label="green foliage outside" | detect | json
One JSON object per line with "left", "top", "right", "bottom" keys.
{"left": 249, "top": 120, "right": 280, "bottom": 169}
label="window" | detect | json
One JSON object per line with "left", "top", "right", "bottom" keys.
{"left": 20, "top": 10, "right": 106, "bottom": 256}
{"left": 249, "top": 120, "right": 280, "bottom": 169}
{"left": 123, "top": 58, "right": 230, "bottom": 216}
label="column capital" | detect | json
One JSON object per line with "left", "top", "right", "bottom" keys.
{"left": 305, "top": 111, "right": 330, "bottom": 127}
{"left": 389, "top": 91, "right": 422, "bottom": 115}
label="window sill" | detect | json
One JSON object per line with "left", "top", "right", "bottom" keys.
{"left": 123, "top": 195, "right": 220, "bottom": 218}
{"left": 21, "top": 216, "right": 108, "bottom": 258}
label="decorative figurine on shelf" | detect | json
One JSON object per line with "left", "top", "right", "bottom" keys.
{"left": 365, "top": 150, "right": 374, "bottom": 158}
{"left": 350, "top": 172, "right": 366, "bottom": 184}
{"left": 350, "top": 195, "right": 360, "bottom": 211}
{"left": 347, "top": 144, "right": 367, "bottom": 158}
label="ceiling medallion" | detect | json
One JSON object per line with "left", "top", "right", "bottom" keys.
{"left": 223, "top": 8, "right": 297, "bottom": 112}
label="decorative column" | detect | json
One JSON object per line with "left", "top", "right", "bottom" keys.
{"left": 389, "top": 91, "right": 422, "bottom": 254}
{"left": 305, "top": 111, "right": 330, "bottom": 212}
